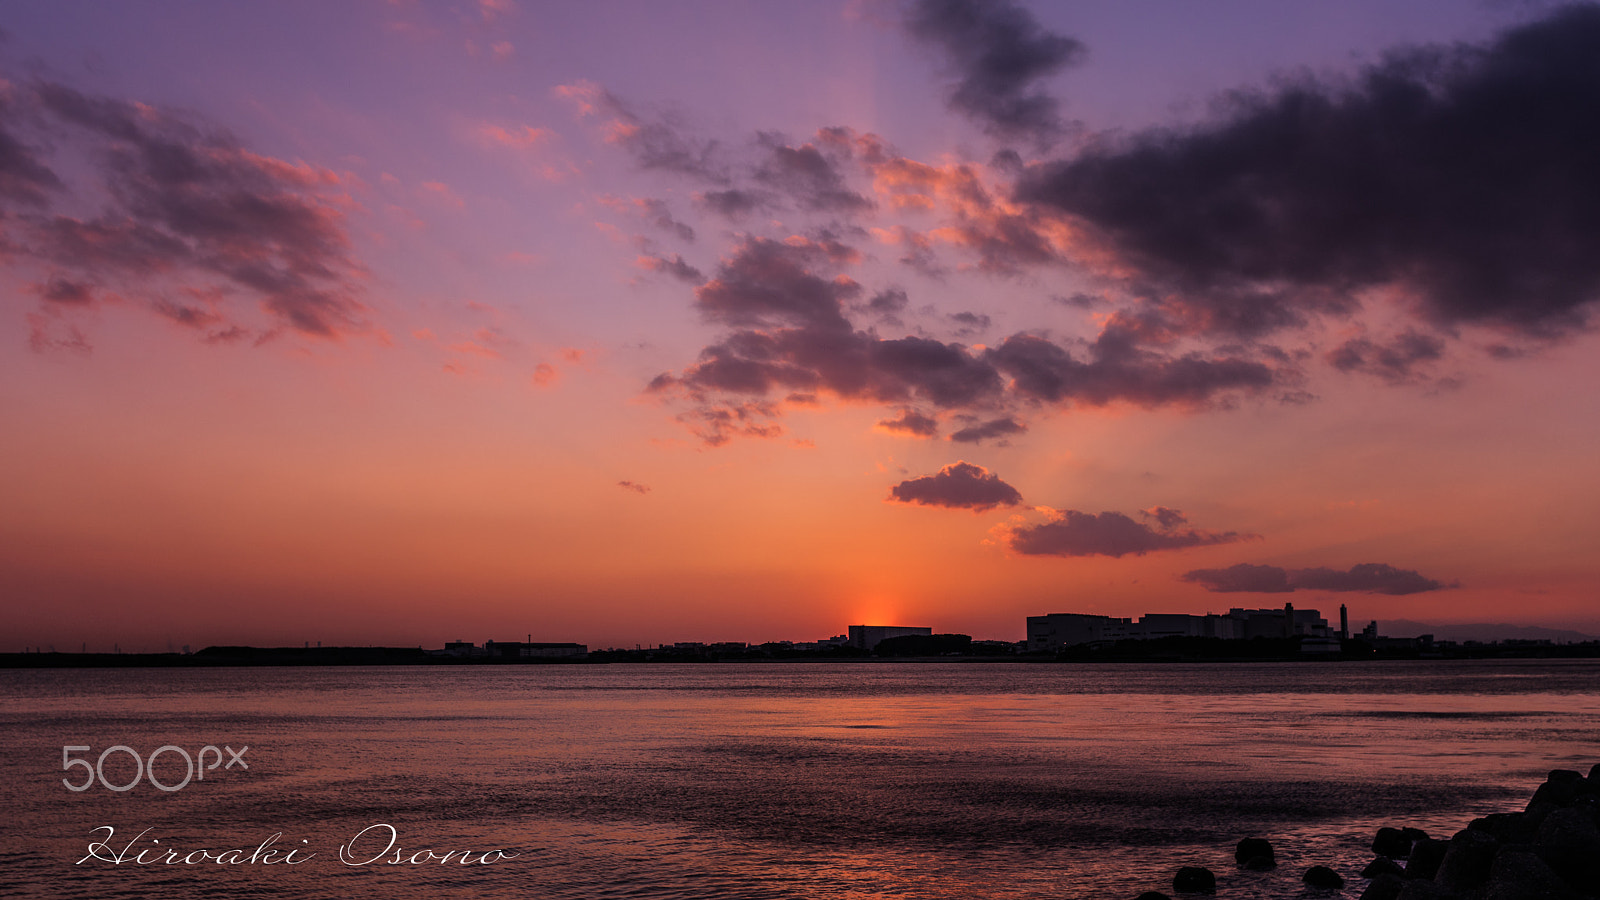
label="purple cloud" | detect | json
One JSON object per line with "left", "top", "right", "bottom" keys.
{"left": 888, "top": 461, "right": 1023, "bottom": 511}
{"left": 1006, "top": 509, "right": 1250, "bottom": 558}
{"left": 905, "top": 0, "right": 1084, "bottom": 147}
{"left": 948, "top": 416, "right": 1025, "bottom": 444}
{"left": 3, "top": 78, "right": 368, "bottom": 342}
{"left": 877, "top": 409, "right": 940, "bottom": 438}
{"left": 1182, "top": 562, "right": 1451, "bottom": 595}
{"left": 649, "top": 238, "right": 1284, "bottom": 446}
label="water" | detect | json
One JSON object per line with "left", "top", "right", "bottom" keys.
{"left": 1, "top": 659, "right": 1597, "bottom": 899}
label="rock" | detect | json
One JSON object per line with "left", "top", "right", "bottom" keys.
{"left": 1436, "top": 827, "right": 1500, "bottom": 893}
{"left": 1304, "top": 865, "right": 1345, "bottom": 889}
{"left": 1524, "top": 800, "right": 1562, "bottom": 830}
{"left": 1375, "top": 826, "right": 1417, "bottom": 859}
{"left": 1485, "top": 849, "right": 1580, "bottom": 900}
{"left": 1172, "top": 866, "right": 1216, "bottom": 894}
{"left": 1402, "top": 827, "right": 1430, "bottom": 845}
{"left": 1234, "top": 837, "right": 1274, "bottom": 868}
{"left": 1240, "top": 856, "right": 1274, "bottom": 871}
{"left": 1588, "top": 762, "right": 1600, "bottom": 782}
{"left": 1528, "top": 771, "right": 1586, "bottom": 809}
{"left": 1396, "top": 880, "right": 1457, "bottom": 900}
{"left": 1361, "top": 874, "right": 1405, "bottom": 900}
{"left": 1405, "top": 839, "right": 1449, "bottom": 881}
{"left": 1363, "top": 857, "right": 1406, "bottom": 879}
{"left": 1135, "top": 893, "right": 1172, "bottom": 900}
{"left": 1470, "top": 812, "right": 1539, "bottom": 845}
{"left": 1534, "top": 806, "right": 1600, "bottom": 893}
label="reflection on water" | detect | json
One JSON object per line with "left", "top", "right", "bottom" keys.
{"left": 1, "top": 660, "right": 1597, "bottom": 899}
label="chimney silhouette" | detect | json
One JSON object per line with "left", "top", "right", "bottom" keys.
{"left": 1340, "top": 604, "right": 1349, "bottom": 640}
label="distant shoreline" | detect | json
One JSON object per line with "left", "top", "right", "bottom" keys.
{"left": 4, "top": 640, "right": 1600, "bottom": 669}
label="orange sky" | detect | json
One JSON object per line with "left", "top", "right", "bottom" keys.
{"left": 3, "top": 1, "right": 1598, "bottom": 650}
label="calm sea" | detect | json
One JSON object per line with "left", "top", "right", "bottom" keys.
{"left": 1, "top": 660, "right": 1597, "bottom": 899}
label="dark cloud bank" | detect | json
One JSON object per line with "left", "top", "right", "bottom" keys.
{"left": 888, "top": 460, "right": 1022, "bottom": 511}
{"left": 1182, "top": 562, "right": 1451, "bottom": 595}
{"left": 1019, "top": 5, "right": 1600, "bottom": 343}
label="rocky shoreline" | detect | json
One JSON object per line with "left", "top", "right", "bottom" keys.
{"left": 1137, "top": 765, "right": 1600, "bottom": 899}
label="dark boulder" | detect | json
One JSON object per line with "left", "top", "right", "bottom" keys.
{"left": 1534, "top": 806, "right": 1600, "bottom": 894}
{"left": 1361, "top": 874, "right": 1405, "bottom": 900}
{"left": 1396, "top": 881, "right": 1457, "bottom": 900}
{"left": 1172, "top": 866, "right": 1216, "bottom": 894}
{"left": 1524, "top": 800, "right": 1561, "bottom": 830}
{"left": 1375, "top": 826, "right": 1417, "bottom": 859}
{"left": 1405, "top": 839, "right": 1449, "bottom": 881}
{"left": 1402, "top": 827, "right": 1430, "bottom": 845}
{"left": 1240, "top": 855, "right": 1275, "bottom": 872}
{"left": 1363, "top": 857, "right": 1406, "bottom": 879}
{"left": 1470, "top": 812, "right": 1538, "bottom": 845}
{"left": 1304, "top": 865, "right": 1345, "bottom": 889}
{"left": 1436, "top": 828, "right": 1499, "bottom": 893}
{"left": 1528, "top": 771, "right": 1586, "bottom": 809}
{"left": 1485, "top": 849, "right": 1580, "bottom": 900}
{"left": 1234, "top": 837, "right": 1274, "bottom": 868}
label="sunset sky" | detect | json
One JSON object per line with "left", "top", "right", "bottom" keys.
{"left": 4, "top": 0, "right": 1599, "bottom": 651}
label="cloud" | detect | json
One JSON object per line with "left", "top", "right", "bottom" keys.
{"left": 888, "top": 460, "right": 1023, "bottom": 511}
{"left": 1178, "top": 562, "right": 1293, "bottom": 593}
{"left": 668, "top": 399, "right": 787, "bottom": 447}
{"left": 861, "top": 287, "right": 910, "bottom": 319}
{"left": 872, "top": 225, "right": 945, "bottom": 278}
{"left": 1182, "top": 562, "right": 1451, "bottom": 595}
{"left": 1005, "top": 508, "right": 1250, "bottom": 558}
{"left": 477, "top": 124, "right": 551, "bottom": 149}
{"left": 948, "top": 310, "right": 991, "bottom": 336}
{"left": 1018, "top": 6, "right": 1600, "bottom": 340}
{"left": 876, "top": 408, "right": 939, "bottom": 437}
{"left": 753, "top": 133, "right": 874, "bottom": 214}
{"left": 154, "top": 299, "right": 222, "bottom": 328}
{"left": 636, "top": 198, "right": 694, "bottom": 242}
{"left": 26, "top": 311, "right": 92, "bottom": 354}
{"left": 33, "top": 278, "right": 95, "bottom": 305}
{"left": 649, "top": 238, "right": 1284, "bottom": 445}
{"left": 696, "top": 188, "right": 769, "bottom": 218}
{"left": 1327, "top": 331, "right": 1445, "bottom": 382}
{"left": 618, "top": 480, "right": 651, "bottom": 495}
{"left": 1140, "top": 506, "right": 1188, "bottom": 529}
{"left": 691, "top": 236, "right": 859, "bottom": 331}
{"left": 986, "top": 328, "right": 1277, "bottom": 409}
{"left": 859, "top": 150, "right": 1071, "bottom": 275}
{"left": 0, "top": 99, "right": 60, "bottom": 208}
{"left": 556, "top": 80, "right": 728, "bottom": 184}
{"left": 904, "top": 0, "right": 1084, "bottom": 146}
{"left": 948, "top": 416, "right": 1024, "bottom": 444}
{"left": 636, "top": 253, "right": 704, "bottom": 284}
{"left": 2, "top": 79, "right": 367, "bottom": 341}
